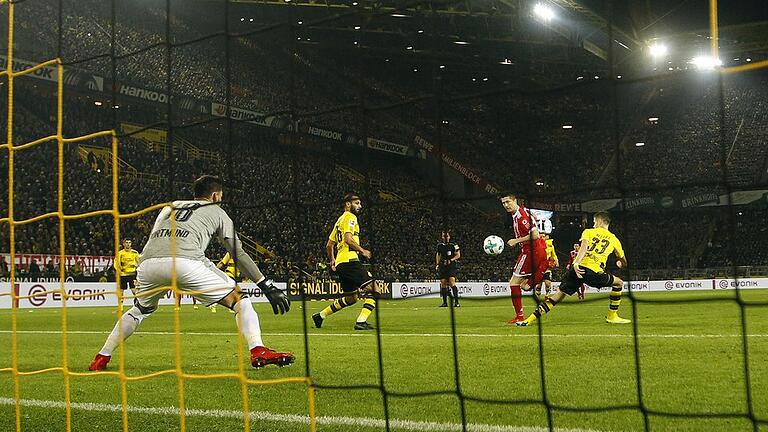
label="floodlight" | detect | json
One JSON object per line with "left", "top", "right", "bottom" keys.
{"left": 690, "top": 56, "right": 722, "bottom": 70}
{"left": 649, "top": 43, "right": 668, "bottom": 58}
{"left": 533, "top": 3, "right": 555, "bottom": 21}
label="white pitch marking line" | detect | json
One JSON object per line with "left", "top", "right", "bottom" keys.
{"left": 0, "top": 330, "right": 766, "bottom": 338}
{"left": 0, "top": 397, "right": 608, "bottom": 432}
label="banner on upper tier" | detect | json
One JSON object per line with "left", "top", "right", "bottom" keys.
{"left": 413, "top": 134, "right": 501, "bottom": 195}
{"left": 0, "top": 55, "right": 105, "bottom": 92}
{"left": 366, "top": 137, "right": 409, "bottom": 156}
{"left": 211, "top": 102, "right": 291, "bottom": 128}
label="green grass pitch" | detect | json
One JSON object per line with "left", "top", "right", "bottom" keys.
{"left": 1, "top": 290, "right": 766, "bottom": 432}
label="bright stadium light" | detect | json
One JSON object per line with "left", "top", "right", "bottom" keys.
{"left": 533, "top": 3, "right": 555, "bottom": 21}
{"left": 535, "top": 180, "right": 545, "bottom": 186}
{"left": 354, "top": 25, "right": 361, "bottom": 30}
{"left": 562, "top": 125, "right": 573, "bottom": 129}
{"left": 690, "top": 56, "right": 723, "bottom": 70}
{"left": 94, "top": 101, "right": 102, "bottom": 106}
{"left": 635, "top": 142, "right": 645, "bottom": 147}
{"left": 648, "top": 43, "right": 668, "bottom": 58}
{"left": 454, "top": 40, "right": 469, "bottom": 45}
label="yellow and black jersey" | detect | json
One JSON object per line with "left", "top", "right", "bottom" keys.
{"left": 115, "top": 249, "right": 140, "bottom": 276}
{"left": 545, "top": 239, "right": 557, "bottom": 267}
{"left": 218, "top": 252, "right": 242, "bottom": 279}
{"left": 579, "top": 227, "right": 624, "bottom": 273}
{"left": 329, "top": 211, "right": 360, "bottom": 266}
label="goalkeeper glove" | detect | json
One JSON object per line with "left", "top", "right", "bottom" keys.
{"left": 258, "top": 279, "right": 290, "bottom": 315}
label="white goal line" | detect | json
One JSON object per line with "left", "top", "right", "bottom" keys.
{"left": 0, "top": 397, "right": 609, "bottom": 432}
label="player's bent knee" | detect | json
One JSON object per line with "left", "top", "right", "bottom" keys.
{"left": 127, "top": 305, "right": 152, "bottom": 323}
{"left": 217, "top": 288, "right": 243, "bottom": 310}
{"left": 133, "top": 299, "right": 157, "bottom": 315}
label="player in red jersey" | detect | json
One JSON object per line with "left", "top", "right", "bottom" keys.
{"left": 500, "top": 193, "right": 548, "bottom": 324}
{"left": 566, "top": 243, "right": 586, "bottom": 300}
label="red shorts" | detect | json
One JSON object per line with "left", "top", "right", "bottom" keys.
{"left": 513, "top": 247, "right": 549, "bottom": 285}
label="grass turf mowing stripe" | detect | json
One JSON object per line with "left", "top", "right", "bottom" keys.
{"left": 0, "top": 330, "right": 766, "bottom": 338}
{"left": 0, "top": 397, "right": 610, "bottom": 432}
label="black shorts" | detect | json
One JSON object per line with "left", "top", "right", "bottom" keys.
{"left": 438, "top": 263, "right": 457, "bottom": 279}
{"left": 335, "top": 261, "right": 374, "bottom": 293}
{"left": 542, "top": 270, "right": 552, "bottom": 281}
{"left": 119, "top": 274, "right": 137, "bottom": 290}
{"left": 559, "top": 267, "right": 613, "bottom": 296}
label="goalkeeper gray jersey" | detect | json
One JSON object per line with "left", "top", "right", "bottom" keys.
{"left": 140, "top": 200, "right": 234, "bottom": 263}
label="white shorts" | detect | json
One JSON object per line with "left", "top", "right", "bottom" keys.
{"left": 135, "top": 257, "right": 236, "bottom": 310}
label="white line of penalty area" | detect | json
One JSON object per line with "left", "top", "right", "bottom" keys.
{"left": 0, "top": 330, "right": 766, "bottom": 338}
{"left": 0, "top": 397, "right": 610, "bottom": 432}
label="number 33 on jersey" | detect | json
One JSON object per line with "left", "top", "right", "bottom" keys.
{"left": 578, "top": 227, "right": 625, "bottom": 272}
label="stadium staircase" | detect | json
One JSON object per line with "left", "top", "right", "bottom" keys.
{"left": 725, "top": 121, "right": 768, "bottom": 186}
{"left": 77, "top": 145, "right": 163, "bottom": 184}
{"left": 120, "top": 123, "right": 220, "bottom": 163}
{"left": 595, "top": 87, "right": 659, "bottom": 188}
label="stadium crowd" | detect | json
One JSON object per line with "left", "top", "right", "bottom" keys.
{"left": 1, "top": 0, "right": 767, "bottom": 281}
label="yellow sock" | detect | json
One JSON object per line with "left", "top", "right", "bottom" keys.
{"left": 529, "top": 299, "right": 555, "bottom": 323}
{"left": 608, "top": 287, "right": 622, "bottom": 318}
{"left": 320, "top": 296, "right": 356, "bottom": 319}
{"left": 356, "top": 298, "right": 376, "bottom": 323}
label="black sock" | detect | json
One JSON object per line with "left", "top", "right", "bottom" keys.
{"left": 451, "top": 286, "right": 459, "bottom": 303}
{"left": 440, "top": 288, "right": 448, "bottom": 304}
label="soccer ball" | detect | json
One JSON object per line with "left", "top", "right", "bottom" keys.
{"left": 483, "top": 235, "right": 505, "bottom": 255}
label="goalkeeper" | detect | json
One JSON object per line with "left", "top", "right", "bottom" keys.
{"left": 89, "top": 175, "right": 293, "bottom": 371}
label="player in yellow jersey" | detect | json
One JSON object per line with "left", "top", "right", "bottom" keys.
{"left": 114, "top": 239, "right": 140, "bottom": 296}
{"left": 217, "top": 252, "right": 243, "bottom": 281}
{"left": 209, "top": 252, "right": 244, "bottom": 313}
{"left": 517, "top": 212, "right": 631, "bottom": 326}
{"left": 534, "top": 234, "right": 559, "bottom": 299}
{"left": 313, "top": 193, "right": 378, "bottom": 330}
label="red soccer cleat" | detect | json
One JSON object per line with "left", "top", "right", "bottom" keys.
{"left": 250, "top": 346, "right": 295, "bottom": 368}
{"left": 89, "top": 354, "right": 111, "bottom": 371}
{"left": 506, "top": 316, "right": 526, "bottom": 325}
